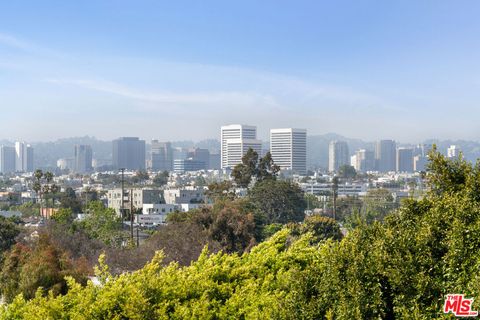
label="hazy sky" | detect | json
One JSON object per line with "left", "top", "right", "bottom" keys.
{"left": 1, "top": 1, "right": 480, "bottom": 143}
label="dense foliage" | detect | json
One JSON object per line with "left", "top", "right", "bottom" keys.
{"left": 0, "top": 216, "right": 20, "bottom": 255}
{"left": 2, "top": 150, "right": 480, "bottom": 318}
{"left": 0, "top": 232, "right": 90, "bottom": 303}
{"left": 231, "top": 148, "right": 280, "bottom": 188}
{"left": 249, "top": 179, "right": 306, "bottom": 224}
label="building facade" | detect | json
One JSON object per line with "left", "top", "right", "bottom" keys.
{"left": 221, "top": 124, "right": 262, "bottom": 169}
{"left": 74, "top": 145, "right": 93, "bottom": 173}
{"left": 14, "top": 142, "right": 34, "bottom": 172}
{"left": 447, "top": 145, "right": 461, "bottom": 158}
{"left": 270, "top": 128, "right": 307, "bottom": 174}
{"left": 164, "top": 187, "right": 205, "bottom": 204}
{"left": 209, "top": 153, "right": 221, "bottom": 170}
{"left": 396, "top": 147, "right": 414, "bottom": 173}
{"left": 375, "top": 140, "right": 396, "bottom": 172}
{"left": 173, "top": 159, "right": 206, "bottom": 173}
{"left": 112, "top": 137, "right": 146, "bottom": 170}
{"left": 355, "top": 149, "right": 375, "bottom": 172}
{"left": 188, "top": 148, "right": 210, "bottom": 169}
{"left": 328, "top": 140, "right": 349, "bottom": 172}
{"left": 413, "top": 155, "right": 428, "bottom": 172}
{"left": 151, "top": 140, "right": 173, "bottom": 171}
{"left": 107, "top": 188, "right": 163, "bottom": 214}
{"left": 0, "top": 146, "right": 16, "bottom": 174}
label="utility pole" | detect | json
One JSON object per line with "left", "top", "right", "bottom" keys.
{"left": 119, "top": 168, "right": 126, "bottom": 247}
{"left": 332, "top": 176, "right": 338, "bottom": 221}
{"left": 136, "top": 227, "right": 139, "bottom": 247}
{"left": 120, "top": 168, "right": 125, "bottom": 221}
{"left": 130, "top": 188, "right": 134, "bottom": 243}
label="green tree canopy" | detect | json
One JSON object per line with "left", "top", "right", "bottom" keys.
{"left": 338, "top": 164, "right": 357, "bottom": 179}
{"left": 300, "top": 214, "right": 343, "bottom": 242}
{"left": 205, "top": 181, "right": 236, "bottom": 202}
{"left": 231, "top": 149, "right": 280, "bottom": 188}
{"left": 59, "top": 187, "right": 82, "bottom": 213}
{"left": 0, "top": 233, "right": 89, "bottom": 303}
{"left": 152, "top": 171, "right": 169, "bottom": 187}
{"left": 248, "top": 179, "right": 306, "bottom": 224}
{"left": 0, "top": 216, "right": 20, "bottom": 256}
{"left": 78, "top": 201, "right": 123, "bottom": 246}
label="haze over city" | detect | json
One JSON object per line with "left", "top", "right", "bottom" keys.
{"left": 1, "top": 1, "right": 480, "bottom": 142}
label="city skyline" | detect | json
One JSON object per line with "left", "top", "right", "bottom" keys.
{"left": 0, "top": 130, "right": 475, "bottom": 148}
{"left": 1, "top": 1, "right": 480, "bottom": 142}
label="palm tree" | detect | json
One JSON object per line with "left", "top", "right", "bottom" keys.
{"left": 43, "top": 172, "right": 54, "bottom": 217}
{"left": 33, "top": 169, "right": 43, "bottom": 217}
{"left": 44, "top": 171, "right": 53, "bottom": 183}
{"left": 49, "top": 184, "right": 59, "bottom": 212}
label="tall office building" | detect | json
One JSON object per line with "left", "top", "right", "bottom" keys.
{"left": 74, "top": 145, "right": 93, "bottom": 173}
{"left": 350, "top": 154, "right": 357, "bottom": 169}
{"left": 209, "top": 153, "right": 221, "bottom": 170}
{"left": 447, "top": 145, "right": 461, "bottom": 158}
{"left": 188, "top": 148, "right": 210, "bottom": 169}
{"left": 328, "top": 140, "right": 349, "bottom": 172}
{"left": 112, "top": 137, "right": 146, "bottom": 170}
{"left": 151, "top": 140, "right": 173, "bottom": 171}
{"left": 1, "top": 146, "right": 16, "bottom": 174}
{"left": 355, "top": 149, "right": 375, "bottom": 172}
{"left": 270, "top": 128, "right": 307, "bottom": 174}
{"left": 14, "top": 142, "right": 24, "bottom": 172}
{"left": 173, "top": 159, "right": 206, "bottom": 173}
{"left": 375, "top": 140, "right": 396, "bottom": 172}
{"left": 25, "top": 145, "right": 33, "bottom": 172}
{"left": 14, "top": 142, "right": 34, "bottom": 172}
{"left": 396, "top": 147, "right": 414, "bottom": 173}
{"left": 221, "top": 124, "right": 262, "bottom": 169}
{"left": 172, "top": 147, "right": 189, "bottom": 161}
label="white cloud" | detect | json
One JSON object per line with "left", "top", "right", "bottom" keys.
{"left": 0, "top": 32, "right": 432, "bottom": 141}
{"left": 45, "top": 78, "right": 281, "bottom": 112}
{"left": 0, "top": 33, "right": 35, "bottom": 51}
{"left": 0, "top": 31, "right": 64, "bottom": 59}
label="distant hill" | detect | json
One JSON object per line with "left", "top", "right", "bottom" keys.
{"left": 307, "top": 133, "right": 373, "bottom": 169}
{"left": 30, "top": 137, "right": 222, "bottom": 168}
{"left": 171, "top": 139, "right": 221, "bottom": 154}
{"left": 424, "top": 139, "right": 480, "bottom": 163}
{"left": 31, "top": 136, "right": 112, "bottom": 169}
{"left": 307, "top": 134, "right": 480, "bottom": 170}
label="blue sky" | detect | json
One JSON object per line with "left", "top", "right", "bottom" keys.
{"left": 1, "top": 1, "right": 480, "bottom": 142}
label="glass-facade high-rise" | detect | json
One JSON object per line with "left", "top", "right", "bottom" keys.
{"left": 112, "top": 137, "right": 146, "bottom": 170}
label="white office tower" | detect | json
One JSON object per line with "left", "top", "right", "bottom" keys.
{"left": 350, "top": 155, "right": 357, "bottom": 170}
{"left": 221, "top": 124, "right": 262, "bottom": 169}
{"left": 447, "top": 145, "right": 461, "bottom": 158}
{"left": 328, "top": 140, "right": 349, "bottom": 172}
{"left": 14, "top": 141, "right": 34, "bottom": 172}
{"left": 270, "top": 128, "right": 307, "bottom": 175}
